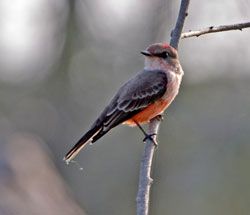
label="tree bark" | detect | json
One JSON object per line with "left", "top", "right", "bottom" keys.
{"left": 136, "top": 0, "right": 190, "bottom": 214}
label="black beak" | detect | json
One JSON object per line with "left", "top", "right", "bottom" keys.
{"left": 140, "top": 50, "right": 152, "bottom": 56}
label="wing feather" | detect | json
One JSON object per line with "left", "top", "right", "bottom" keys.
{"left": 90, "top": 70, "right": 168, "bottom": 143}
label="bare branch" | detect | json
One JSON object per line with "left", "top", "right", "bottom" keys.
{"left": 170, "top": 0, "right": 191, "bottom": 49}
{"left": 136, "top": 1, "right": 190, "bottom": 215}
{"left": 181, "top": 22, "right": 250, "bottom": 38}
{"left": 136, "top": 117, "right": 161, "bottom": 215}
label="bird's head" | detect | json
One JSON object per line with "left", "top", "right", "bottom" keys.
{"left": 141, "top": 43, "right": 181, "bottom": 74}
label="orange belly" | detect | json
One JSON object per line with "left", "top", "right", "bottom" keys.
{"left": 123, "top": 99, "right": 170, "bottom": 126}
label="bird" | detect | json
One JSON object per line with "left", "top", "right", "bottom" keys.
{"left": 64, "top": 42, "right": 184, "bottom": 164}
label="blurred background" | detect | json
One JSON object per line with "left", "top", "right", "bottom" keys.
{"left": 0, "top": 0, "right": 249, "bottom": 214}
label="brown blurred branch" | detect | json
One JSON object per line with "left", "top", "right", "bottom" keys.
{"left": 136, "top": 0, "right": 190, "bottom": 214}
{"left": 1, "top": 133, "right": 85, "bottom": 215}
{"left": 181, "top": 22, "right": 250, "bottom": 38}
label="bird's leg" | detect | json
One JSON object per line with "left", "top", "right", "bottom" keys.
{"left": 142, "top": 133, "right": 157, "bottom": 144}
{"left": 133, "top": 120, "right": 158, "bottom": 146}
{"left": 155, "top": 114, "right": 164, "bottom": 121}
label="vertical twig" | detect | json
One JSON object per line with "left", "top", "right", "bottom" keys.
{"left": 136, "top": 117, "right": 161, "bottom": 215}
{"left": 170, "top": 0, "right": 190, "bottom": 49}
{"left": 136, "top": 0, "right": 190, "bottom": 215}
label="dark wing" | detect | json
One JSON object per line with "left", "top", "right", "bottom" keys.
{"left": 91, "top": 69, "right": 168, "bottom": 142}
{"left": 64, "top": 69, "right": 168, "bottom": 162}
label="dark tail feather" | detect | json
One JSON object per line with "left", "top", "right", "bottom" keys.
{"left": 64, "top": 108, "right": 137, "bottom": 164}
{"left": 64, "top": 126, "right": 102, "bottom": 164}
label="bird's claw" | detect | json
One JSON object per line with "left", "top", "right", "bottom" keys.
{"left": 143, "top": 133, "right": 158, "bottom": 146}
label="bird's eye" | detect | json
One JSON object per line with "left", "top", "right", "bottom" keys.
{"left": 161, "top": 51, "right": 169, "bottom": 59}
{"left": 155, "top": 51, "right": 169, "bottom": 59}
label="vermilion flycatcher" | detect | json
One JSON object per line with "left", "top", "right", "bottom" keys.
{"left": 64, "top": 43, "right": 183, "bottom": 164}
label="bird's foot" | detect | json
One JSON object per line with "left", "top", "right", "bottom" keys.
{"left": 143, "top": 133, "right": 158, "bottom": 146}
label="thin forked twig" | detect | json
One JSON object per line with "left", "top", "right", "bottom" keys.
{"left": 181, "top": 21, "right": 250, "bottom": 38}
